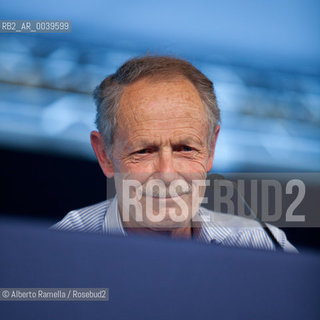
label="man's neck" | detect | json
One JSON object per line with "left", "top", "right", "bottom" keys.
{"left": 118, "top": 202, "right": 201, "bottom": 240}
{"left": 122, "top": 219, "right": 193, "bottom": 240}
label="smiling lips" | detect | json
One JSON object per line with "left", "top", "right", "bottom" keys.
{"left": 143, "top": 192, "right": 190, "bottom": 199}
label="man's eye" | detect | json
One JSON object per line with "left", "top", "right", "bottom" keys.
{"left": 176, "top": 145, "right": 193, "bottom": 152}
{"left": 136, "top": 148, "right": 151, "bottom": 154}
{"left": 183, "top": 146, "right": 193, "bottom": 151}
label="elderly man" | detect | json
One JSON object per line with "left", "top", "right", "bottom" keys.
{"left": 52, "top": 56, "right": 296, "bottom": 252}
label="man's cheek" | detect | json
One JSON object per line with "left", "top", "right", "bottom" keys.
{"left": 122, "top": 161, "right": 156, "bottom": 175}
{"left": 181, "top": 159, "right": 209, "bottom": 173}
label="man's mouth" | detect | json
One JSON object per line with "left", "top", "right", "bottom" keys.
{"left": 143, "top": 192, "right": 190, "bottom": 199}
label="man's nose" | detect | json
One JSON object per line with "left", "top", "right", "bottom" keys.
{"left": 154, "top": 149, "right": 178, "bottom": 184}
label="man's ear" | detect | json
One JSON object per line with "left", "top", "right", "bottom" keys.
{"left": 206, "top": 124, "right": 220, "bottom": 172}
{"left": 90, "top": 131, "right": 115, "bottom": 178}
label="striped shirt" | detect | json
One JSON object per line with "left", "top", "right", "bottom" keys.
{"left": 51, "top": 195, "right": 297, "bottom": 252}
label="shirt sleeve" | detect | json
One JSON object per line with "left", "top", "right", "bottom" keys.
{"left": 50, "top": 210, "right": 84, "bottom": 232}
{"left": 220, "top": 224, "right": 298, "bottom": 253}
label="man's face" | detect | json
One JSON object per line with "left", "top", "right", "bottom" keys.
{"left": 108, "top": 77, "right": 219, "bottom": 230}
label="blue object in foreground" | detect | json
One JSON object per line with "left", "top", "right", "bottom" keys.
{"left": 0, "top": 218, "right": 319, "bottom": 320}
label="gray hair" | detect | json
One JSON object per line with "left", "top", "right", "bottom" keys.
{"left": 93, "top": 56, "right": 221, "bottom": 156}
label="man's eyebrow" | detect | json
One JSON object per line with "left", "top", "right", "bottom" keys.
{"left": 125, "top": 139, "right": 158, "bottom": 151}
{"left": 174, "top": 137, "right": 204, "bottom": 146}
{"left": 124, "top": 137, "right": 205, "bottom": 151}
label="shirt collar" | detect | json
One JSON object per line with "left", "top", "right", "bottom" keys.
{"left": 102, "top": 195, "right": 127, "bottom": 237}
{"left": 103, "top": 196, "right": 233, "bottom": 244}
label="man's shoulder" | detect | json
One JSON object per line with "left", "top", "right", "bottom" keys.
{"left": 199, "top": 206, "right": 298, "bottom": 252}
{"left": 50, "top": 199, "right": 113, "bottom": 233}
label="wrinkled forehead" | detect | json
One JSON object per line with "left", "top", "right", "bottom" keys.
{"left": 117, "top": 77, "right": 207, "bottom": 126}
